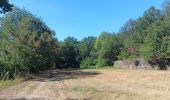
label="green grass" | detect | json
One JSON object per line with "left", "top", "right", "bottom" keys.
{"left": 0, "top": 78, "right": 23, "bottom": 90}
{"left": 71, "top": 86, "right": 100, "bottom": 94}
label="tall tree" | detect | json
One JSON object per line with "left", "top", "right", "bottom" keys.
{"left": 140, "top": 15, "right": 170, "bottom": 60}
{"left": 0, "top": 7, "right": 59, "bottom": 79}
{"left": 78, "top": 36, "right": 96, "bottom": 60}
{"left": 119, "top": 6, "right": 161, "bottom": 59}
{"left": 59, "top": 37, "right": 79, "bottom": 68}
{"left": 95, "top": 32, "right": 122, "bottom": 67}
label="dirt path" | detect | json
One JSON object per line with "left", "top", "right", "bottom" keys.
{"left": 0, "top": 69, "right": 100, "bottom": 100}
{"left": 1, "top": 69, "right": 170, "bottom": 100}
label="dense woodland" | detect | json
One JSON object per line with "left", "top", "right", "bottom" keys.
{"left": 0, "top": 0, "right": 170, "bottom": 79}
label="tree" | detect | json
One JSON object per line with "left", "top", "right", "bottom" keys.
{"left": 0, "top": 0, "right": 13, "bottom": 13}
{"left": 59, "top": 37, "right": 80, "bottom": 68}
{"left": 78, "top": 36, "right": 97, "bottom": 68}
{"left": 95, "top": 32, "right": 122, "bottom": 67}
{"left": 0, "top": 7, "right": 59, "bottom": 79}
{"left": 78, "top": 36, "right": 96, "bottom": 60}
{"left": 140, "top": 15, "right": 170, "bottom": 69}
{"left": 119, "top": 6, "right": 161, "bottom": 59}
{"left": 143, "top": 6, "right": 161, "bottom": 25}
{"left": 119, "top": 19, "right": 136, "bottom": 33}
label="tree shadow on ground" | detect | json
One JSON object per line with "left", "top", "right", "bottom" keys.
{"left": 31, "top": 69, "right": 102, "bottom": 82}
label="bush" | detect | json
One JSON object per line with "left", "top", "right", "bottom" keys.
{"left": 80, "top": 57, "right": 96, "bottom": 69}
{"left": 118, "top": 51, "right": 128, "bottom": 60}
{"left": 96, "top": 58, "right": 107, "bottom": 68}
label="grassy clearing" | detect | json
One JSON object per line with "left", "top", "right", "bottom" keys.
{"left": 0, "top": 78, "right": 23, "bottom": 90}
{"left": 59, "top": 68, "right": 170, "bottom": 100}
{"left": 1, "top": 68, "right": 170, "bottom": 100}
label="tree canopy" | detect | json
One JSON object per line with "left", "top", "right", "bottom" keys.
{"left": 0, "top": 0, "right": 13, "bottom": 13}
{"left": 0, "top": 7, "right": 59, "bottom": 79}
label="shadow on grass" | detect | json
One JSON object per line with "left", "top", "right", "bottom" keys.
{"left": 31, "top": 69, "right": 101, "bottom": 82}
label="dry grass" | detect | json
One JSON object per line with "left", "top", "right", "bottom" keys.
{"left": 60, "top": 69, "right": 170, "bottom": 100}
{"left": 0, "top": 78, "right": 23, "bottom": 91}
{"left": 1, "top": 68, "right": 170, "bottom": 100}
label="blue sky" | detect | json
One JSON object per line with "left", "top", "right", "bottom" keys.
{"left": 9, "top": 0, "right": 164, "bottom": 40}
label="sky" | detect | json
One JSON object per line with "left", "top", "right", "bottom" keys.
{"left": 9, "top": 0, "right": 164, "bottom": 40}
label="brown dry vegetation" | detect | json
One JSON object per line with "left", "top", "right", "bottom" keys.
{"left": 0, "top": 68, "right": 170, "bottom": 100}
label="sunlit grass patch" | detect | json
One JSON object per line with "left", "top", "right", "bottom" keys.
{"left": 70, "top": 86, "right": 100, "bottom": 94}
{"left": 0, "top": 78, "right": 23, "bottom": 90}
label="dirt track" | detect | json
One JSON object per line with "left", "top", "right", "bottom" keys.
{"left": 0, "top": 69, "right": 101, "bottom": 100}
{"left": 1, "top": 69, "right": 170, "bottom": 100}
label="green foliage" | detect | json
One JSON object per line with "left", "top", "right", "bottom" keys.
{"left": 140, "top": 15, "right": 170, "bottom": 61}
{"left": 95, "top": 32, "right": 122, "bottom": 67}
{"left": 78, "top": 36, "right": 96, "bottom": 60}
{"left": 166, "top": 37, "right": 170, "bottom": 57}
{"left": 0, "top": 7, "right": 59, "bottom": 79}
{"left": 119, "top": 6, "right": 162, "bottom": 60}
{"left": 59, "top": 37, "right": 80, "bottom": 68}
{"left": 80, "top": 57, "right": 96, "bottom": 69}
{"left": 78, "top": 36, "right": 97, "bottom": 68}
{"left": 118, "top": 50, "right": 128, "bottom": 60}
{"left": 116, "top": 3, "right": 170, "bottom": 69}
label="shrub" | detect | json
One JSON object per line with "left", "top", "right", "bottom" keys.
{"left": 80, "top": 57, "right": 96, "bottom": 69}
